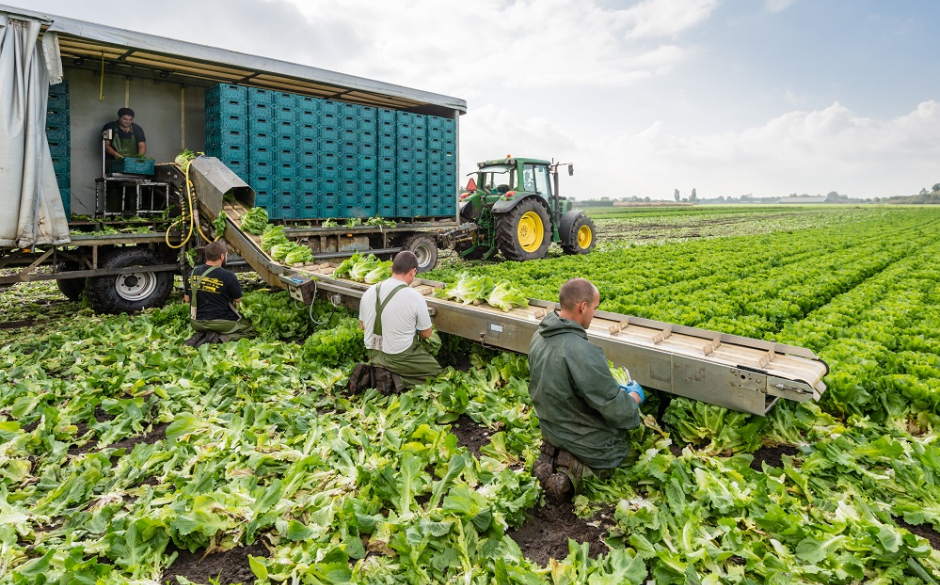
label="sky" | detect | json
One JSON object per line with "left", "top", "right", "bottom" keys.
{"left": 21, "top": 0, "right": 940, "bottom": 200}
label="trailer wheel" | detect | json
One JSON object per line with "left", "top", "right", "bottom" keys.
{"left": 401, "top": 234, "right": 439, "bottom": 272}
{"left": 85, "top": 248, "right": 173, "bottom": 314}
{"left": 496, "top": 199, "right": 552, "bottom": 261}
{"left": 561, "top": 213, "right": 597, "bottom": 255}
{"left": 56, "top": 263, "right": 86, "bottom": 301}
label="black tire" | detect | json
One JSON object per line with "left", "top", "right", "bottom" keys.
{"left": 496, "top": 199, "right": 552, "bottom": 261}
{"left": 56, "top": 262, "right": 86, "bottom": 301}
{"left": 85, "top": 248, "right": 173, "bottom": 314}
{"left": 561, "top": 213, "right": 597, "bottom": 255}
{"left": 401, "top": 233, "right": 439, "bottom": 272}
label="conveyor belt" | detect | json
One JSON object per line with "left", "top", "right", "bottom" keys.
{"left": 186, "top": 156, "right": 829, "bottom": 416}
{"left": 285, "top": 266, "right": 828, "bottom": 416}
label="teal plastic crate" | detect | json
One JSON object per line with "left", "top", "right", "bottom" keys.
{"left": 59, "top": 188, "right": 70, "bottom": 219}
{"left": 110, "top": 157, "right": 154, "bottom": 175}
{"left": 207, "top": 83, "right": 247, "bottom": 103}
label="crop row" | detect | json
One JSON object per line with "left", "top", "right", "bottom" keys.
{"left": 3, "top": 207, "right": 940, "bottom": 583}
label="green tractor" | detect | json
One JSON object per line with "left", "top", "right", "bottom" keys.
{"left": 455, "top": 157, "right": 597, "bottom": 261}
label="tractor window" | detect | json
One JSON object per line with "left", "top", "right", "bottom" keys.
{"left": 522, "top": 164, "right": 537, "bottom": 192}
{"left": 533, "top": 165, "right": 553, "bottom": 198}
{"left": 479, "top": 165, "right": 514, "bottom": 194}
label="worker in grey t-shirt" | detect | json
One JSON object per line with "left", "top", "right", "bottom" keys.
{"left": 349, "top": 251, "right": 443, "bottom": 394}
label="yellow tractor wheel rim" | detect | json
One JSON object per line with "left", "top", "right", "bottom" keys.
{"left": 517, "top": 211, "right": 544, "bottom": 252}
{"left": 577, "top": 224, "right": 593, "bottom": 249}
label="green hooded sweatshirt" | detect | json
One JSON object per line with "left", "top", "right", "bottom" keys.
{"left": 528, "top": 311, "right": 642, "bottom": 469}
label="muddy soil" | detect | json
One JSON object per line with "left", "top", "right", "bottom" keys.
{"left": 895, "top": 516, "right": 940, "bottom": 550}
{"left": 163, "top": 542, "right": 268, "bottom": 585}
{"left": 749, "top": 444, "right": 800, "bottom": 471}
{"left": 0, "top": 318, "right": 35, "bottom": 330}
{"left": 70, "top": 420, "right": 168, "bottom": 456}
{"left": 106, "top": 422, "right": 169, "bottom": 451}
{"left": 508, "top": 501, "right": 615, "bottom": 566}
{"left": 450, "top": 415, "right": 493, "bottom": 457}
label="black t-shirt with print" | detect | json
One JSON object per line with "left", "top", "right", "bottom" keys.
{"left": 184, "top": 264, "right": 242, "bottom": 321}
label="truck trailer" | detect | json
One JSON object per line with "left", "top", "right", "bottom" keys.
{"left": 0, "top": 4, "right": 473, "bottom": 313}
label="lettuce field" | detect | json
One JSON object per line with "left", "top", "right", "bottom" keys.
{"left": 3, "top": 206, "right": 940, "bottom": 584}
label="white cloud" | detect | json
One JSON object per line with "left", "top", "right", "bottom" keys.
{"left": 765, "top": 0, "right": 797, "bottom": 13}
{"left": 528, "top": 101, "right": 940, "bottom": 199}
{"left": 280, "top": 0, "right": 715, "bottom": 91}
{"left": 623, "top": 0, "right": 719, "bottom": 39}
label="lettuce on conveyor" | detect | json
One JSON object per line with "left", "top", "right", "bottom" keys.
{"left": 486, "top": 282, "right": 529, "bottom": 312}
{"left": 260, "top": 225, "right": 288, "bottom": 252}
{"left": 242, "top": 207, "right": 269, "bottom": 235}
{"left": 284, "top": 246, "right": 314, "bottom": 266}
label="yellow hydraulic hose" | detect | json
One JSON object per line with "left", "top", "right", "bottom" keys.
{"left": 164, "top": 160, "right": 218, "bottom": 249}
{"left": 164, "top": 162, "right": 195, "bottom": 249}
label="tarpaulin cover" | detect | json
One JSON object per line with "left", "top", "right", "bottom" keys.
{"left": 0, "top": 13, "right": 69, "bottom": 248}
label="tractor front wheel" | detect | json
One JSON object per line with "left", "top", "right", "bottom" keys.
{"left": 561, "top": 213, "right": 597, "bottom": 255}
{"left": 495, "top": 200, "right": 552, "bottom": 261}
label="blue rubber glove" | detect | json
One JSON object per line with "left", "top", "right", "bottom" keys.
{"left": 621, "top": 381, "right": 645, "bottom": 404}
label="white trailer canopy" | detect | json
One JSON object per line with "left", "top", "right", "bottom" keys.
{"left": 0, "top": 12, "right": 69, "bottom": 248}
{"left": 0, "top": 4, "right": 466, "bottom": 115}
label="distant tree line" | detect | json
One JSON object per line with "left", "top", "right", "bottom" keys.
{"left": 573, "top": 183, "right": 940, "bottom": 205}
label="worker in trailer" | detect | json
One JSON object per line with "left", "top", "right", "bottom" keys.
{"left": 102, "top": 107, "right": 147, "bottom": 159}
{"left": 350, "top": 251, "right": 443, "bottom": 395}
{"left": 183, "top": 241, "right": 254, "bottom": 346}
{"left": 528, "top": 278, "right": 645, "bottom": 503}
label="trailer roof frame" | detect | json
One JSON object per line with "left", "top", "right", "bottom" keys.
{"left": 0, "top": 4, "right": 467, "bottom": 115}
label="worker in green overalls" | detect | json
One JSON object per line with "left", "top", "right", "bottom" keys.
{"left": 102, "top": 108, "right": 147, "bottom": 159}
{"left": 183, "top": 241, "right": 254, "bottom": 346}
{"left": 349, "top": 251, "right": 443, "bottom": 394}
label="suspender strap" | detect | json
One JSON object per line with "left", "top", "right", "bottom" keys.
{"left": 190, "top": 265, "right": 220, "bottom": 320}
{"left": 373, "top": 281, "right": 408, "bottom": 336}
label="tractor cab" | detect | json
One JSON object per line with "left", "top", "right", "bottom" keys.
{"left": 456, "top": 156, "right": 596, "bottom": 261}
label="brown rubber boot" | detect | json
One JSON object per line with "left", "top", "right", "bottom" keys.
{"left": 544, "top": 473, "right": 573, "bottom": 505}
{"left": 555, "top": 450, "right": 584, "bottom": 480}
{"left": 183, "top": 332, "right": 207, "bottom": 347}
{"left": 388, "top": 371, "right": 404, "bottom": 395}
{"left": 348, "top": 363, "right": 373, "bottom": 394}
{"left": 373, "top": 367, "right": 404, "bottom": 395}
{"left": 553, "top": 449, "right": 585, "bottom": 501}
{"left": 533, "top": 442, "right": 556, "bottom": 484}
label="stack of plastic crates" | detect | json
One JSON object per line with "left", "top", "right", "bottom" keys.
{"left": 205, "top": 84, "right": 249, "bottom": 184}
{"left": 427, "top": 115, "right": 457, "bottom": 216}
{"left": 376, "top": 108, "right": 397, "bottom": 217}
{"left": 46, "top": 80, "right": 70, "bottom": 218}
{"left": 205, "top": 83, "right": 458, "bottom": 222}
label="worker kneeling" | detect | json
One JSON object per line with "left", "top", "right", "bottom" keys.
{"left": 183, "top": 241, "right": 254, "bottom": 346}
{"left": 350, "top": 251, "right": 443, "bottom": 395}
{"left": 528, "top": 278, "right": 645, "bottom": 503}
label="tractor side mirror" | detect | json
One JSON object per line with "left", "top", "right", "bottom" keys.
{"left": 568, "top": 165, "right": 574, "bottom": 176}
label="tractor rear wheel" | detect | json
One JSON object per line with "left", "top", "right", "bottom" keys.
{"left": 561, "top": 213, "right": 597, "bottom": 255}
{"left": 401, "top": 233, "right": 439, "bottom": 272}
{"left": 496, "top": 199, "right": 552, "bottom": 261}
